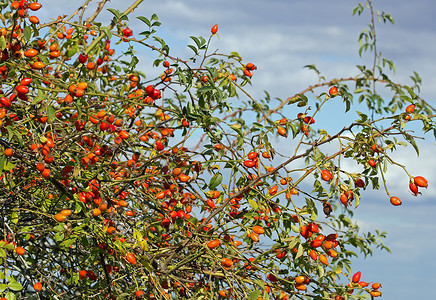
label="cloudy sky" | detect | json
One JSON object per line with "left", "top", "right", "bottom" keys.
{"left": 42, "top": 1, "right": 436, "bottom": 298}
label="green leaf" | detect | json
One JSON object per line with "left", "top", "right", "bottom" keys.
{"left": 107, "top": 8, "right": 121, "bottom": 19}
{"left": 32, "top": 88, "right": 46, "bottom": 105}
{"left": 190, "top": 36, "right": 205, "bottom": 49}
{"left": 344, "top": 262, "right": 352, "bottom": 274}
{"left": 153, "top": 36, "right": 166, "bottom": 48}
{"left": 289, "top": 123, "right": 298, "bottom": 138}
{"left": 253, "top": 279, "right": 265, "bottom": 289}
{"left": 295, "top": 243, "right": 304, "bottom": 259}
{"left": 151, "top": 13, "right": 159, "bottom": 21}
{"left": 248, "top": 199, "right": 258, "bottom": 210}
{"left": 61, "top": 238, "right": 76, "bottom": 249}
{"left": 345, "top": 99, "right": 351, "bottom": 112}
{"left": 5, "top": 125, "right": 13, "bottom": 141}
{"left": 352, "top": 3, "right": 364, "bottom": 15}
{"left": 47, "top": 105, "right": 56, "bottom": 123}
{"left": 228, "top": 83, "right": 237, "bottom": 97}
{"left": 3, "top": 159, "right": 14, "bottom": 172}
{"left": 133, "top": 229, "right": 143, "bottom": 242}
{"left": 4, "top": 243, "right": 15, "bottom": 251}
{"left": 209, "top": 172, "right": 223, "bottom": 190}
{"left": 140, "top": 255, "right": 152, "bottom": 271}
{"left": 290, "top": 225, "right": 299, "bottom": 234}
{"left": 356, "top": 111, "right": 368, "bottom": 122}
{"left": 137, "top": 16, "right": 150, "bottom": 26}
{"left": 8, "top": 281, "right": 23, "bottom": 291}
{"left": 198, "top": 86, "right": 214, "bottom": 93}
{"left": 404, "top": 85, "right": 415, "bottom": 99}
{"left": 230, "top": 124, "right": 243, "bottom": 137}
{"left": 11, "top": 212, "right": 18, "bottom": 224}
{"left": 248, "top": 291, "right": 261, "bottom": 300}
{"left": 404, "top": 134, "right": 419, "bottom": 155}
{"left": 317, "top": 264, "right": 325, "bottom": 278}
{"left": 310, "top": 210, "right": 317, "bottom": 221}
{"left": 100, "top": 26, "right": 112, "bottom": 40}
{"left": 187, "top": 44, "right": 198, "bottom": 55}
{"left": 23, "top": 25, "right": 31, "bottom": 41}
{"left": 129, "top": 55, "right": 139, "bottom": 69}
{"left": 382, "top": 12, "right": 395, "bottom": 24}
{"left": 66, "top": 44, "right": 78, "bottom": 57}
{"left": 5, "top": 291, "right": 16, "bottom": 300}
{"left": 0, "top": 155, "right": 6, "bottom": 174}
{"left": 54, "top": 231, "right": 64, "bottom": 242}
{"left": 0, "top": 36, "right": 6, "bottom": 50}
{"left": 354, "top": 193, "right": 360, "bottom": 208}
{"left": 304, "top": 64, "right": 321, "bottom": 75}
{"left": 0, "top": 283, "right": 6, "bottom": 293}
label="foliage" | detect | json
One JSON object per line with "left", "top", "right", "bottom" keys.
{"left": 0, "top": 0, "right": 433, "bottom": 299}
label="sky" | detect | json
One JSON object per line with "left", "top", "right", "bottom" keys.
{"left": 41, "top": 1, "right": 436, "bottom": 299}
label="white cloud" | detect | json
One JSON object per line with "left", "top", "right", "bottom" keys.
{"left": 39, "top": 0, "right": 436, "bottom": 102}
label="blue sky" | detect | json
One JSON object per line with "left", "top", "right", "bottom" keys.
{"left": 42, "top": 1, "right": 436, "bottom": 298}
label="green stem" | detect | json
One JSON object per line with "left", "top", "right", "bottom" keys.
{"left": 84, "top": 0, "right": 144, "bottom": 55}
